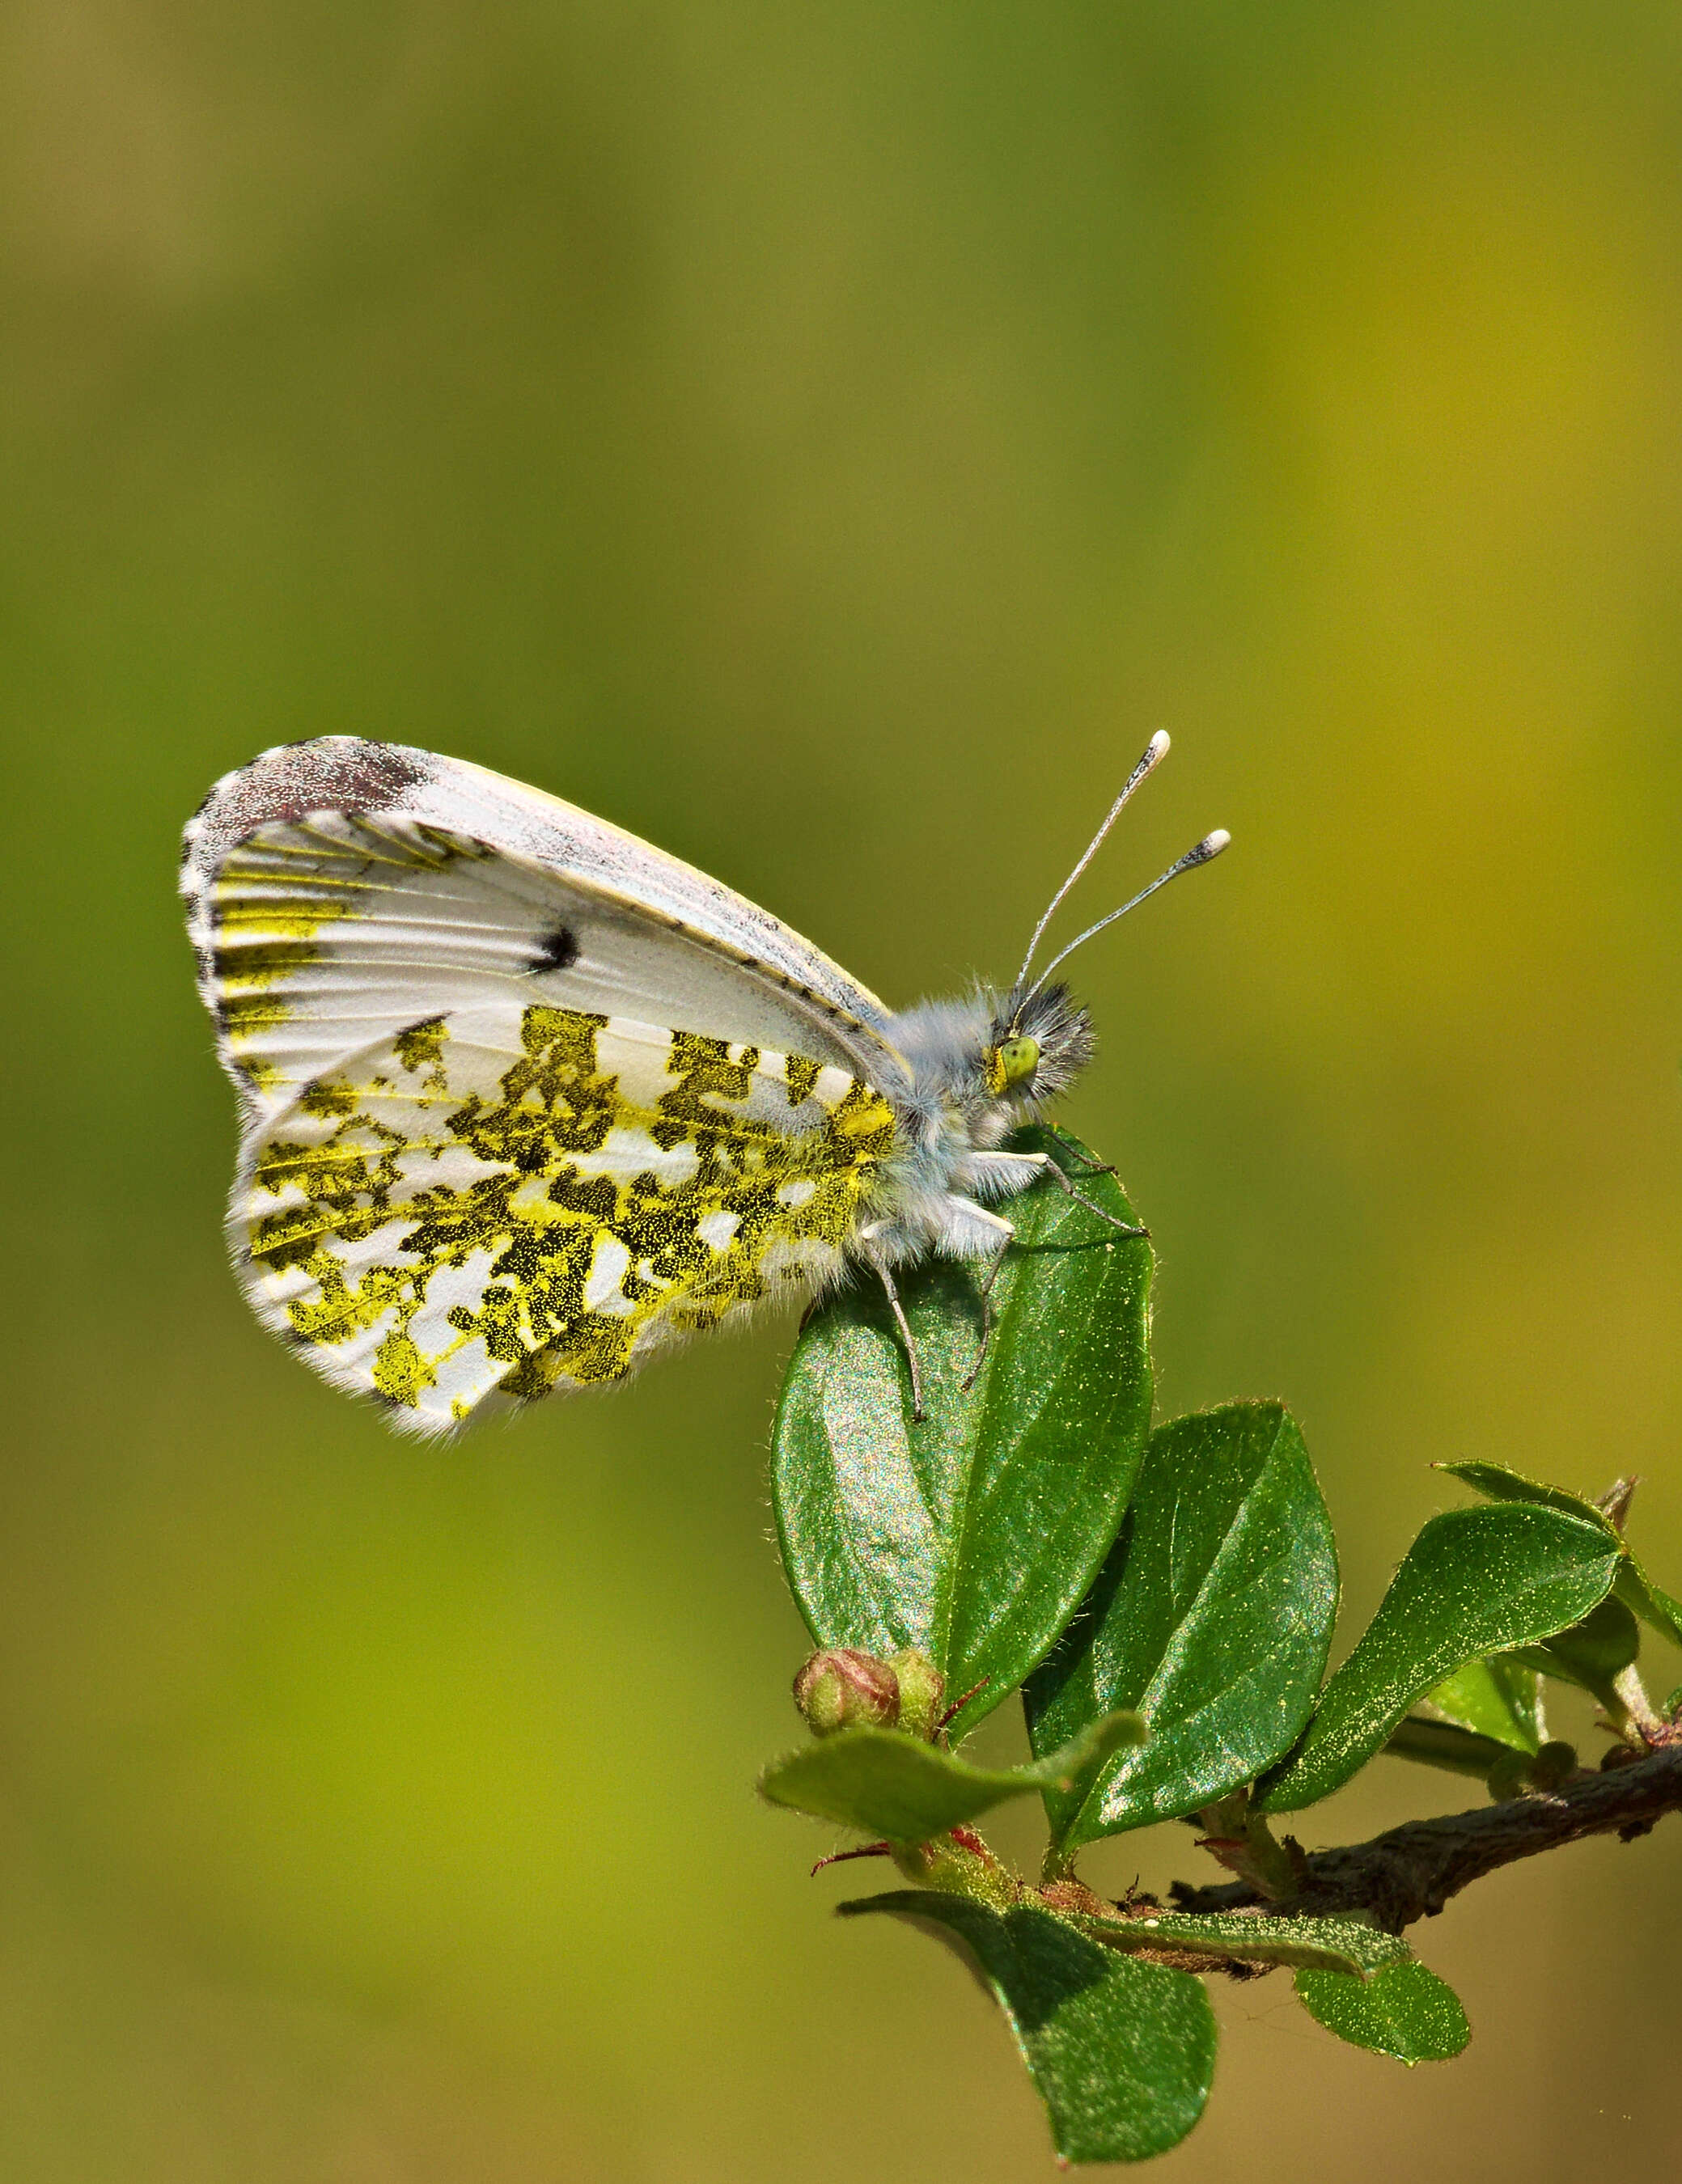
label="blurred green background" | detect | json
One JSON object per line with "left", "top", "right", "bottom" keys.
{"left": 4, "top": 5, "right": 1681, "bottom": 2178}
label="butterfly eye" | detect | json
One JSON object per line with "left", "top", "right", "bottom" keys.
{"left": 988, "top": 1035, "right": 1040, "bottom": 1094}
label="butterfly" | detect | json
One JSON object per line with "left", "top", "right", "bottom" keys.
{"left": 181, "top": 733, "right": 1226, "bottom": 1434}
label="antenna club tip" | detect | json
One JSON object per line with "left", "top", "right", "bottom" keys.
{"left": 1173, "top": 829, "right": 1230, "bottom": 872}
{"left": 1146, "top": 730, "right": 1171, "bottom": 760}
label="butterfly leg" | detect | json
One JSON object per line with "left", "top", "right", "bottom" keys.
{"left": 857, "top": 1226, "right": 927, "bottom": 1418}
{"left": 1006, "top": 1149, "right": 1148, "bottom": 1238}
{"left": 870, "top": 1257, "right": 926, "bottom": 1420}
{"left": 960, "top": 1234, "right": 1015, "bottom": 1392}
{"left": 1049, "top": 1171, "right": 1146, "bottom": 1236}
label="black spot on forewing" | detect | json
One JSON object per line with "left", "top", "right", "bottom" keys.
{"left": 530, "top": 925, "right": 580, "bottom": 975}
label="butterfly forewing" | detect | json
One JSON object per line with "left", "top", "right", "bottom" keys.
{"left": 235, "top": 999, "right": 896, "bottom": 1433}
{"left": 184, "top": 738, "right": 906, "bottom": 1112}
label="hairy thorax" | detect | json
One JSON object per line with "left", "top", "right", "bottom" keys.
{"left": 846, "top": 986, "right": 1083, "bottom": 1268}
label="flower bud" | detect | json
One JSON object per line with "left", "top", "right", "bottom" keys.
{"left": 888, "top": 1648, "right": 947, "bottom": 1740}
{"left": 1595, "top": 1476, "right": 1638, "bottom": 1532}
{"left": 1485, "top": 1750, "right": 1530, "bottom": 1802}
{"left": 793, "top": 1649, "right": 900, "bottom": 1736}
{"left": 1527, "top": 1739, "right": 1578, "bottom": 1791}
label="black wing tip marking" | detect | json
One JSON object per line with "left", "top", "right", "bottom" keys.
{"left": 180, "top": 737, "right": 434, "bottom": 884}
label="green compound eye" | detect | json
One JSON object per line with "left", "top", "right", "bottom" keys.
{"left": 991, "top": 1035, "right": 1040, "bottom": 1093}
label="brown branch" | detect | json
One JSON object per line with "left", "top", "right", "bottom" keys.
{"left": 1167, "top": 1742, "right": 1682, "bottom": 1935}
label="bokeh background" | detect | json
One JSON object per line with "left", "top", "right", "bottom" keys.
{"left": 5, "top": 5, "right": 1682, "bottom": 2178}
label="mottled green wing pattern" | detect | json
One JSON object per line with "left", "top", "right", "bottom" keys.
{"left": 236, "top": 1002, "right": 896, "bottom": 1433}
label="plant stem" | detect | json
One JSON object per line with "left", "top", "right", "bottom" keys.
{"left": 1168, "top": 1741, "right": 1682, "bottom": 1933}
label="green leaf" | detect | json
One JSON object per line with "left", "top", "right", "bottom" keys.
{"left": 1260, "top": 1505, "right": 1621, "bottom": 1813}
{"left": 1613, "top": 1566, "right": 1682, "bottom": 1653}
{"left": 1384, "top": 1715, "right": 1519, "bottom": 1780}
{"left": 1294, "top": 1962, "right": 1470, "bottom": 2063}
{"left": 840, "top": 1893, "right": 1215, "bottom": 2164}
{"left": 1071, "top": 1907, "right": 1409, "bottom": 1977}
{"left": 1503, "top": 1594, "right": 1642, "bottom": 1712}
{"left": 773, "top": 1127, "right": 1152, "bottom": 1737}
{"left": 1423, "top": 1656, "right": 1541, "bottom": 1753}
{"left": 1638, "top": 1578, "right": 1682, "bottom": 1649}
{"left": 1438, "top": 1461, "right": 1612, "bottom": 1529}
{"left": 758, "top": 1713, "right": 1144, "bottom": 1841}
{"left": 1442, "top": 1459, "right": 1682, "bottom": 1653}
{"left": 1023, "top": 1403, "right": 1337, "bottom": 1854}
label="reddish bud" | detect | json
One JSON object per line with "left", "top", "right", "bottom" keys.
{"left": 793, "top": 1649, "right": 900, "bottom": 1736}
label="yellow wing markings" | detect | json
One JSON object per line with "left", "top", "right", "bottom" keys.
{"left": 209, "top": 823, "right": 523, "bottom": 1054}
{"left": 286, "top": 818, "right": 452, "bottom": 871}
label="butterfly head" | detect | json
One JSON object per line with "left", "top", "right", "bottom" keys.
{"left": 880, "top": 982, "right": 1091, "bottom": 1124}
{"left": 981, "top": 980, "right": 1094, "bottom": 1109}
{"left": 955, "top": 735, "right": 1226, "bottom": 1128}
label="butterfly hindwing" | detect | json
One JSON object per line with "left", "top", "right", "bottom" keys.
{"left": 235, "top": 998, "right": 897, "bottom": 1433}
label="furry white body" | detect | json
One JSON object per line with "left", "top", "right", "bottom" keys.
{"left": 857, "top": 996, "right": 1057, "bottom": 1268}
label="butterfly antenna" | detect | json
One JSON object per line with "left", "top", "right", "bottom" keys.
{"left": 1015, "top": 730, "right": 1171, "bottom": 989}
{"left": 1022, "top": 829, "right": 1231, "bottom": 1003}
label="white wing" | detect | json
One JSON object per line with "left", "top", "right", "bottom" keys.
{"left": 180, "top": 737, "right": 908, "bottom": 1120}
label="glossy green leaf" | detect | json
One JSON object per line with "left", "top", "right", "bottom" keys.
{"left": 1294, "top": 1962, "right": 1470, "bottom": 2063}
{"left": 840, "top": 1894, "right": 1215, "bottom": 2164}
{"left": 1072, "top": 1907, "right": 1409, "bottom": 1976}
{"left": 757, "top": 1712, "right": 1144, "bottom": 1842}
{"left": 773, "top": 1126, "right": 1152, "bottom": 1737}
{"left": 1260, "top": 1505, "right": 1621, "bottom": 1813}
{"left": 1442, "top": 1459, "right": 1682, "bottom": 1653}
{"left": 1423, "top": 1656, "right": 1541, "bottom": 1753}
{"left": 1023, "top": 1403, "right": 1337, "bottom": 1852}
{"left": 1503, "top": 1594, "right": 1642, "bottom": 1711}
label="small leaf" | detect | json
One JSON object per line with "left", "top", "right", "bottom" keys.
{"left": 1072, "top": 1907, "right": 1410, "bottom": 1977}
{"left": 1613, "top": 1566, "right": 1682, "bottom": 1653}
{"left": 1423, "top": 1656, "right": 1541, "bottom": 1753}
{"left": 1385, "top": 1714, "right": 1519, "bottom": 1779}
{"left": 1633, "top": 1577, "right": 1682, "bottom": 1653}
{"left": 1260, "top": 1505, "right": 1621, "bottom": 1813}
{"left": 1503, "top": 1594, "right": 1642, "bottom": 1712}
{"left": 758, "top": 1713, "right": 1145, "bottom": 1841}
{"left": 840, "top": 1893, "right": 1215, "bottom": 2164}
{"left": 1443, "top": 1459, "right": 1682, "bottom": 1653}
{"left": 1024, "top": 1403, "right": 1337, "bottom": 1853}
{"left": 1438, "top": 1462, "right": 1612, "bottom": 1529}
{"left": 773, "top": 1127, "right": 1153, "bottom": 1738}
{"left": 1294, "top": 1962, "right": 1470, "bottom": 2063}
